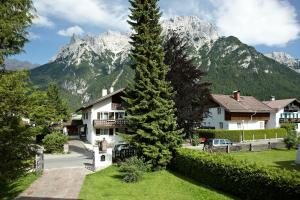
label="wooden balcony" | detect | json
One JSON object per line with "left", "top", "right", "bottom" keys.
{"left": 279, "top": 118, "right": 300, "bottom": 123}
{"left": 93, "top": 119, "right": 127, "bottom": 128}
{"left": 112, "top": 103, "right": 124, "bottom": 110}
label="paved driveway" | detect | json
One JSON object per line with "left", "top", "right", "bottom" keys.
{"left": 16, "top": 140, "right": 94, "bottom": 200}
{"left": 44, "top": 139, "right": 93, "bottom": 170}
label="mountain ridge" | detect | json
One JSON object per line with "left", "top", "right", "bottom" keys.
{"left": 30, "top": 16, "right": 300, "bottom": 110}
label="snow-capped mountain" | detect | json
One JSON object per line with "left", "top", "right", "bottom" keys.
{"left": 50, "top": 31, "right": 131, "bottom": 67}
{"left": 161, "top": 16, "right": 219, "bottom": 49}
{"left": 265, "top": 52, "right": 300, "bottom": 73}
{"left": 30, "top": 16, "right": 300, "bottom": 110}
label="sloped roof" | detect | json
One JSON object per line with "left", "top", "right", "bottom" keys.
{"left": 211, "top": 94, "right": 272, "bottom": 113}
{"left": 263, "top": 98, "right": 300, "bottom": 110}
{"left": 76, "top": 88, "right": 125, "bottom": 112}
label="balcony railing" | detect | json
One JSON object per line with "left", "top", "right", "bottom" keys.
{"left": 279, "top": 118, "right": 300, "bottom": 123}
{"left": 93, "top": 119, "right": 127, "bottom": 128}
{"left": 112, "top": 103, "right": 124, "bottom": 110}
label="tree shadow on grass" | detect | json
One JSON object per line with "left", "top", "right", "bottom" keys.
{"left": 274, "top": 160, "right": 300, "bottom": 171}
{"left": 167, "top": 170, "right": 239, "bottom": 200}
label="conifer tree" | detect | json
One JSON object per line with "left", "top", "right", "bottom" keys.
{"left": 164, "top": 34, "right": 211, "bottom": 141}
{"left": 122, "top": 0, "right": 182, "bottom": 170}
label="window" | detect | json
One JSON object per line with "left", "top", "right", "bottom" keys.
{"left": 220, "top": 139, "right": 226, "bottom": 145}
{"left": 109, "top": 128, "right": 114, "bottom": 136}
{"left": 109, "top": 112, "right": 114, "bottom": 120}
{"left": 219, "top": 122, "right": 223, "bottom": 129}
{"left": 96, "top": 129, "right": 101, "bottom": 136}
{"left": 116, "top": 112, "right": 125, "bottom": 119}
{"left": 100, "top": 112, "right": 108, "bottom": 120}
{"left": 217, "top": 107, "right": 222, "bottom": 114}
{"left": 260, "top": 121, "right": 264, "bottom": 129}
{"left": 96, "top": 129, "right": 110, "bottom": 136}
{"left": 237, "top": 122, "right": 241, "bottom": 129}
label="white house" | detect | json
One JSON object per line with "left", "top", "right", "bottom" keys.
{"left": 76, "top": 88, "right": 126, "bottom": 145}
{"left": 263, "top": 97, "right": 300, "bottom": 133}
{"left": 202, "top": 91, "right": 272, "bottom": 130}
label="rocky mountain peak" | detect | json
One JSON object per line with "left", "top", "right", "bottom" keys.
{"left": 161, "top": 16, "right": 220, "bottom": 49}
{"left": 265, "top": 51, "right": 300, "bottom": 72}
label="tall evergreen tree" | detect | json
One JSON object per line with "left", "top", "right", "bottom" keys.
{"left": 0, "top": 0, "right": 34, "bottom": 69}
{"left": 122, "top": 0, "right": 182, "bottom": 170}
{"left": 164, "top": 34, "right": 211, "bottom": 140}
{"left": 46, "top": 83, "right": 70, "bottom": 121}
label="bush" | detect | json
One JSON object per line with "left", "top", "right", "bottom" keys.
{"left": 191, "top": 134, "right": 200, "bottom": 146}
{"left": 119, "top": 156, "right": 149, "bottom": 183}
{"left": 282, "top": 124, "right": 298, "bottom": 150}
{"left": 42, "top": 132, "right": 68, "bottom": 153}
{"left": 194, "top": 128, "right": 287, "bottom": 142}
{"left": 171, "top": 148, "right": 300, "bottom": 200}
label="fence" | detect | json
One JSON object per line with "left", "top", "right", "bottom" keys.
{"left": 205, "top": 141, "right": 285, "bottom": 153}
{"left": 113, "top": 148, "right": 136, "bottom": 162}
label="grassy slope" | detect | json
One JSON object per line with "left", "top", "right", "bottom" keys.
{"left": 79, "top": 166, "right": 234, "bottom": 200}
{"left": 0, "top": 173, "right": 38, "bottom": 200}
{"left": 231, "top": 149, "right": 300, "bottom": 171}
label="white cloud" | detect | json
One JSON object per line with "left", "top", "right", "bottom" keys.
{"left": 211, "top": 0, "right": 300, "bottom": 46}
{"left": 32, "top": 15, "right": 55, "bottom": 28}
{"left": 33, "top": 0, "right": 129, "bottom": 31}
{"left": 160, "top": 0, "right": 213, "bottom": 21}
{"left": 58, "top": 26, "right": 85, "bottom": 37}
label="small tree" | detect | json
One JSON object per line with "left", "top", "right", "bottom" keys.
{"left": 164, "top": 33, "right": 211, "bottom": 141}
{"left": 282, "top": 123, "right": 298, "bottom": 150}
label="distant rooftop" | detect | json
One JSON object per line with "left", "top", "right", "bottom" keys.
{"left": 263, "top": 98, "right": 300, "bottom": 110}
{"left": 211, "top": 94, "right": 272, "bottom": 113}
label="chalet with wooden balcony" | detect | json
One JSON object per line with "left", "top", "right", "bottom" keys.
{"left": 263, "top": 97, "right": 300, "bottom": 133}
{"left": 76, "top": 88, "right": 126, "bottom": 145}
{"left": 202, "top": 91, "right": 272, "bottom": 130}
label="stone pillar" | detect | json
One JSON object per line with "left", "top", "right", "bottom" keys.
{"left": 296, "top": 145, "right": 300, "bottom": 165}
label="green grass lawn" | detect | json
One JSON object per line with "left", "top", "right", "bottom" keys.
{"left": 231, "top": 149, "right": 300, "bottom": 171}
{"left": 0, "top": 173, "right": 38, "bottom": 200}
{"left": 79, "top": 166, "right": 234, "bottom": 200}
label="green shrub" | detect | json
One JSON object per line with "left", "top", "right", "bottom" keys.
{"left": 171, "top": 148, "right": 300, "bottom": 200}
{"left": 119, "top": 156, "right": 149, "bottom": 183}
{"left": 194, "top": 128, "right": 287, "bottom": 142}
{"left": 42, "top": 132, "right": 68, "bottom": 153}
{"left": 191, "top": 134, "right": 200, "bottom": 146}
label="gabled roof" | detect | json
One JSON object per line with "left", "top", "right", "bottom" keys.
{"left": 76, "top": 88, "right": 125, "bottom": 112}
{"left": 263, "top": 98, "right": 300, "bottom": 110}
{"left": 211, "top": 94, "right": 272, "bottom": 113}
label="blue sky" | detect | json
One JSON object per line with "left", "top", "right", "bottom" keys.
{"left": 13, "top": 0, "right": 300, "bottom": 64}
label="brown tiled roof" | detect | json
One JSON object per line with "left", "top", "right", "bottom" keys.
{"left": 211, "top": 94, "right": 272, "bottom": 113}
{"left": 263, "top": 99, "right": 299, "bottom": 110}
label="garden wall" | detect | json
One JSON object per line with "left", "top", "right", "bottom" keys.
{"left": 170, "top": 148, "right": 300, "bottom": 200}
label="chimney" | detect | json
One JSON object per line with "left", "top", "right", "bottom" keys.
{"left": 233, "top": 90, "right": 240, "bottom": 101}
{"left": 270, "top": 96, "right": 275, "bottom": 101}
{"left": 109, "top": 87, "right": 114, "bottom": 94}
{"left": 102, "top": 89, "right": 107, "bottom": 97}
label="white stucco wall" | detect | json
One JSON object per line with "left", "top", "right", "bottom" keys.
{"left": 202, "top": 107, "right": 228, "bottom": 129}
{"left": 88, "top": 97, "right": 122, "bottom": 145}
{"left": 266, "top": 108, "right": 300, "bottom": 133}
{"left": 203, "top": 107, "right": 266, "bottom": 130}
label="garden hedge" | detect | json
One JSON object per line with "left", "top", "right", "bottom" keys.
{"left": 170, "top": 148, "right": 300, "bottom": 200}
{"left": 194, "top": 128, "right": 287, "bottom": 142}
